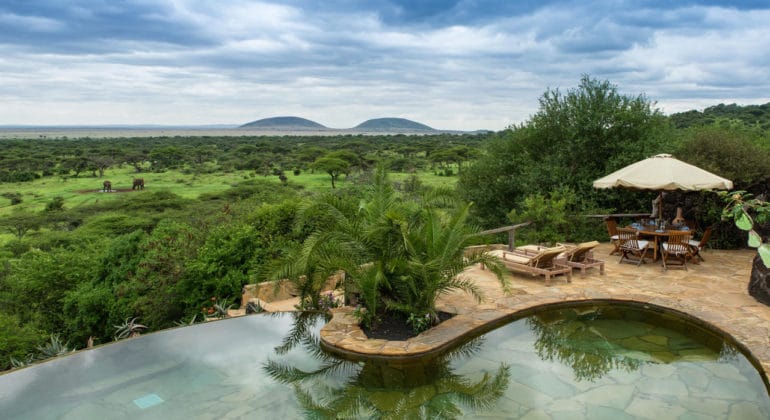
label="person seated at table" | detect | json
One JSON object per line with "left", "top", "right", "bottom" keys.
{"left": 650, "top": 192, "right": 667, "bottom": 219}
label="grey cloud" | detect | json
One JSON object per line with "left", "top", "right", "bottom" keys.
{"left": 0, "top": 1, "right": 768, "bottom": 129}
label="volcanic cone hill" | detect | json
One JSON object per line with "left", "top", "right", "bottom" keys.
{"left": 353, "top": 118, "right": 435, "bottom": 132}
{"left": 239, "top": 116, "right": 328, "bottom": 130}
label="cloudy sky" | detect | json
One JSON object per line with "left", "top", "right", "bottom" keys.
{"left": 1, "top": 0, "right": 769, "bottom": 130}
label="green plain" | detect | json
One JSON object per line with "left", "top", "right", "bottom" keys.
{"left": 0, "top": 166, "right": 458, "bottom": 216}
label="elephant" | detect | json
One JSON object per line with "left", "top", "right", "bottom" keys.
{"left": 132, "top": 178, "right": 145, "bottom": 190}
{"left": 103, "top": 180, "right": 112, "bottom": 192}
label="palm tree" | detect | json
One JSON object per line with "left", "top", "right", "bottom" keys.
{"left": 392, "top": 203, "right": 508, "bottom": 328}
{"left": 271, "top": 165, "right": 508, "bottom": 330}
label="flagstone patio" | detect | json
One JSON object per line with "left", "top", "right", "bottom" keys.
{"left": 319, "top": 243, "right": 770, "bottom": 389}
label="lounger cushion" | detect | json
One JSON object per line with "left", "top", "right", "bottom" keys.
{"left": 503, "top": 253, "right": 532, "bottom": 264}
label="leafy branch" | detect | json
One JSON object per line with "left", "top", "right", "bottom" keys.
{"left": 722, "top": 191, "right": 770, "bottom": 267}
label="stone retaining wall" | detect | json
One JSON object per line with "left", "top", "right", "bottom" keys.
{"left": 241, "top": 272, "right": 343, "bottom": 304}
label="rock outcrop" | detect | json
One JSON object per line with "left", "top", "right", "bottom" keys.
{"left": 748, "top": 254, "right": 770, "bottom": 306}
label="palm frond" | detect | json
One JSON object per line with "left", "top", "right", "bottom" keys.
{"left": 324, "top": 386, "right": 372, "bottom": 419}
{"left": 293, "top": 384, "right": 340, "bottom": 419}
{"left": 431, "top": 364, "right": 510, "bottom": 412}
{"left": 263, "top": 359, "right": 314, "bottom": 384}
{"left": 274, "top": 312, "right": 324, "bottom": 355}
{"left": 443, "top": 337, "right": 485, "bottom": 362}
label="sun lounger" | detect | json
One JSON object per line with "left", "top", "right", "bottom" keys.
{"left": 497, "top": 245, "right": 571, "bottom": 286}
{"left": 556, "top": 241, "right": 605, "bottom": 277}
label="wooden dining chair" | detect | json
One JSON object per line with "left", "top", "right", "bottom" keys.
{"left": 617, "top": 227, "right": 650, "bottom": 266}
{"left": 687, "top": 225, "right": 714, "bottom": 263}
{"left": 661, "top": 231, "right": 692, "bottom": 270}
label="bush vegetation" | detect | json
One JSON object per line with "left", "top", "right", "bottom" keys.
{"left": 0, "top": 76, "right": 768, "bottom": 369}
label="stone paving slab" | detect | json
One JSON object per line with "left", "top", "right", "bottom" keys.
{"left": 318, "top": 243, "right": 770, "bottom": 387}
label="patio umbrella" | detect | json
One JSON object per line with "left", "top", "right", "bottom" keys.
{"left": 593, "top": 153, "right": 733, "bottom": 219}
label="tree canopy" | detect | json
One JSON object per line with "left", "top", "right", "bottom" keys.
{"left": 458, "top": 75, "right": 671, "bottom": 228}
{"left": 670, "top": 102, "right": 770, "bottom": 131}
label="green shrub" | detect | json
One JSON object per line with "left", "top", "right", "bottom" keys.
{"left": 113, "top": 221, "right": 200, "bottom": 330}
{"left": 77, "top": 212, "right": 157, "bottom": 236}
{"left": 246, "top": 201, "right": 304, "bottom": 240}
{"left": 62, "top": 282, "right": 119, "bottom": 346}
{"left": 200, "top": 179, "right": 299, "bottom": 203}
{"left": 508, "top": 188, "right": 606, "bottom": 246}
{"left": 4, "top": 247, "right": 99, "bottom": 334}
{"left": 180, "top": 223, "right": 260, "bottom": 310}
{"left": 3, "top": 239, "right": 31, "bottom": 257}
{"left": 1, "top": 192, "right": 22, "bottom": 205}
{"left": 55, "top": 231, "right": 148, "bottom": 344}
{"left": 44, "top": 196, "right": 65, "bottom": 212}
{"left": 0, "top": 313, "right": 45, "bottom": 371}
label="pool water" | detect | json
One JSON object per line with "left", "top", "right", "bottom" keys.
{"left": 1, "top": 304, "right": 768, "bottom": 419}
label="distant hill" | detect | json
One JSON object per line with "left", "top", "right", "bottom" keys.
{"left": 669, "top": 102, "right": 770, "bottom": 131}
{"left": 240, "top": 116, "right": 327, "bottom": 130}
{"left": 353, "top": 118, "right": 435, "bottom": 132}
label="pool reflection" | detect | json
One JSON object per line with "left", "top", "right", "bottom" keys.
{"left": 264, "top": 312, "right": 511, "bottom": 418}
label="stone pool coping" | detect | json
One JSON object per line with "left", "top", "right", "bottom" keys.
{"left": 319, "top": 243, "right": 770, "bottom": 388}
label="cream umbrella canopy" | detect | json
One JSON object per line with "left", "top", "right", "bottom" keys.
{"left": 593, "top": 154, "right": 733, "bottom": 219}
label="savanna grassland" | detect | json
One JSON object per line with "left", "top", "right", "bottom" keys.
{"left": 1, "top": 76, "right": 768, "bottom": 371}
{"left": 0, "top": 162, "right": 457, "bottom": 216}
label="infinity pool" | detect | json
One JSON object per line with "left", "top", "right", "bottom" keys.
{"left": 1, "top": 303, "right": 768, "bottom": 419}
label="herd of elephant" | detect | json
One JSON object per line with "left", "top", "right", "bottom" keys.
{"left": 101, "top": 178, "right": 144, "bottom": 192}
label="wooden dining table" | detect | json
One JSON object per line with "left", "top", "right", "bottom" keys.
{"left": 627, "top": 223, "right": 692, "bottom": 261}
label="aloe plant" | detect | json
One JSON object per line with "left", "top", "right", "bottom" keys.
{"left": 36, "top": 334, "right": 73, "bottom": 359}
{"left": 113, "top": 317, "right": 147, "bottom": 340}
{"left": 245, "top": 300, "right": 264, "bottom": 314}
{"left": 10, "top": 354, "right": 34, "bottom": 368}
{"left": 212, "top": 298, "right": 233, "bottom": 319}
{"left": 173, "top": 314, "right": 198, "bottom": 327}
{"left": 722, "top": 191, "right": 770, "bottom": 267}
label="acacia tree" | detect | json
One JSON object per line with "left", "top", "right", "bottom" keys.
{"left": 459, "top": 75, "right": 671, "bottom": 228}
{"left": 2, "top": 211, "right": 43, "bottom": 239}
{"left": 61, "top": 156, "right": 90, "bottom": 178}
{"left": 312, "top": 156, "right": 349, "bottom": 189}
{"left": 124, "top": 151, "right": 147, "bottom": 173}
{"left": 89, "top": 155, "right": 113, "bottom": 178}
{"left": 150, "top": 146, "right": 185, "bottom": 171}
